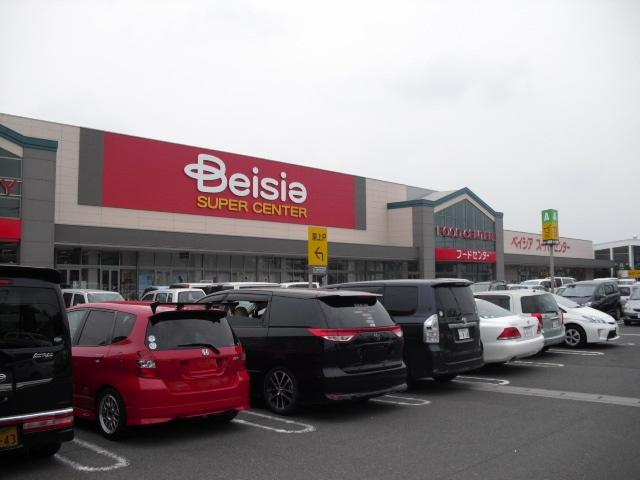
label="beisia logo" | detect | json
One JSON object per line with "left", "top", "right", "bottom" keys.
{"left": 184, "top": 154, "right": 308, "bottom": 204}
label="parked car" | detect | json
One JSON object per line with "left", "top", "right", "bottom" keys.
{"left": 623, "top": 287, "right": 640, "bottom": 325}
{"left": 507, "top": 284, "right": 528, "bottom": 290}
{"left": 475, "top": 298, "right": 544, "bottom": 363}
{"left": 141, "top": 288, "right": 205, "bottom": 303}
{"left": 67, "top": 302, "right": 249, "bottom": 439}
{"left": 169, "top": 282, "right": 227, "bottom": 295}
{"left": 470, "top": 281, "right": 508, "bottom": 293}
{"left": 328, "top": 279, "right": 483, "bottom": 383}
{"left": 0, "top": 266, "right": 74, "bottom": 457}
{"left": 62, "top": 289, "right": 124, "bottom": 308}
{"left": 552, "top": 294, "right": 619, "bottom": 347}
{"left": 618, "top": 285, "right": 634, "bottom": 306}
{"left": 141, "top": 285, "right": 169, "bottom": 296}
{"left": 473, "top": 290, "right": 565, "bottom": 349}
{"left": 198, "top": 288, "right": 407, "bottom": 414}
{"left": 544, "top": 277, "right": 576, "bottom": 288}
{"left": 617, "top": 278, "right": 637, "bottom": 286}
{"left": 521, "top": 279, "right": 552, "bottom": 291}
{"left": 559, "top": 280, "right": 622, "bottom": 320}
{"left": 280, "top": 282, "right": 320, "bottom": 288}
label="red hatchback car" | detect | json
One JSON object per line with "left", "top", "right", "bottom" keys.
{"left": 66, "top": 302, "right": 250, "bottom": 439}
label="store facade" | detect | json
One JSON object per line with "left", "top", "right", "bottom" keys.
{"left": 504, "top": 230, "right": 614, "bottom": 281}
{"left": 0, "top": 113, "right": 507, "bottom": 298}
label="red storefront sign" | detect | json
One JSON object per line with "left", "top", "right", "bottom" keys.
{"left": 102, "top": 133, "right": 358, "bottom": 228}
{"left": 0, "top": 218, "right": 22, "bottom": 241}
{"left": 435, "top": 247, "right": 496, "bottom": 263}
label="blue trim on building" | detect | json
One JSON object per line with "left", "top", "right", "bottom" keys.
{"left": 0, "top": 123, "right": 58, "bottom": 152}
{"left": 387, "top": 187, "right": 504, "bottom": 218}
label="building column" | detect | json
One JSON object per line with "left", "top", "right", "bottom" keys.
{"left": 412, "top": 205, "right": 435, "bottom": 279}
{"left": 495, "top": 215, "right": 505, "bottom": 281}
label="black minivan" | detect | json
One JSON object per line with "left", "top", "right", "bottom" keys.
{"left": 198, "top": 288, "right": 407, "bottom": 414}
{"left": 0, "top": 266, "right": 73, "bottom": 457}
{"left": 560, "top": 280, "right": 622, "bottom": 319}
{"left": 328, "top": 280, "right": 483, "bottom": 382}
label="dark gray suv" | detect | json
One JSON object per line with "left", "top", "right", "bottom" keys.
{"left": 560, "top": 280, "right": 622, "bottom": 320}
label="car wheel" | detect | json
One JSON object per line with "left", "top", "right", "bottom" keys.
{"left": 207, "top": 410, "right": 239, "bottom": 423}
{"left": 97, "top": 388, "right": 128, "bottom": 440}
{"left": 263, "top": 367, "right": 299, "bottom": 415}
{"left": 564, "top": 324, "right": 586, "bottom": 348}
{"left": 30, "top": 442, "right": 61, "bottom": 458}
{"left": 433, "top": 374, "right": 457, "bottom": 382}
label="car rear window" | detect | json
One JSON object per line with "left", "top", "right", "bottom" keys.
{"left": 87, "top": 292, "right": 124, "bottom": 303}
{"left": 178, "top": 290, "right": 205, "bottom": 302}
{"left": 0, "top": 286, "right": 65, "bottom": 348}
{"left": 268, "top": 296, "right": 325, "bottom": 327}
{"left": 619, "top": 287, "right": 631, "bottom": 296}
{"left": 521, "top": 294, "right": 558, "bottom": 314}
{"left": 146, "top": 316, "right": 236, "bottom": 350}
{"left": 475, "top": 299, "right": 511, "bottom": 318}
{"left": 383, "top": 286, "right": 418, "bottom": 316}
{"left": 319, "top": 295, "right": 394, "bottom": 328}
{"left": 435, "top": 286, "right": 476, "bottom": 316}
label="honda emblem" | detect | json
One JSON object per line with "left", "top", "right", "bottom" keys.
{"left": 201, "top": 348, "right": 210, "bottom": 357}
{"left": 0, "top": 374, "right": 6, "bottom": 383}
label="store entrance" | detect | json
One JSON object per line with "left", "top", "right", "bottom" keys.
{"left": 100, "top": 269, "right": 119, "bottom": 292}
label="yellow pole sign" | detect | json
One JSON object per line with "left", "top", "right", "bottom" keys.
{"left": 628, "top": 270, "right": 640, "bottom": 279}
{"left": 541, "top": 209, "right": 559, "bottom": 243}
{"left": 308, "top": 226, "right": 328, "bottom": 267}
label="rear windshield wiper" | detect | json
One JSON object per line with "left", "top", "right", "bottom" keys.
{"left": 176, "top": 343, "right": 221, "bottom": 355}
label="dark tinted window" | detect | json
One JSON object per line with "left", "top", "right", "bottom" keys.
{"left": 435, "top": 286, "right": 476, "bottom": 316}
{"left": 141, "top": 293, "right": 155, "bottom": 301}
{"left": 112, "top": 312, "right": 136, "bottom": 343}
{"left": 475, "top": 299, "right": 511, "bottom": 318}
{"left": 268, "top": 296, "right": 325, "bottom": 327}
{"left": 620, "top": 286, "right": 631, "bottom": 296}
{"left": 178, "top": 290, "right": 205, "bottom": 302}
{"left": 476, "top": 295, "right": 511, "bottom": 310}
{"left": 383, "top": 286, "right": 418, "bottom": 315}
{"left": 67, "top": 309, "right": 87, "bottom": 342}
{"left": 73, "top": 294, "right": 86, "bottom": 305}
{"left": 63, "top": 292, "right": 72, "bottom": 308}
{"left": 77, "top": 310, "right": 115, "bottom": 346}
{"left": 521, "top": 294, "right": 558, "bottom": 314}
{"left": 319, "top": 295, "right": 394, "bottom": 328}
{"left": 0, "top": 287, "right": 64, "bottom": 348}
{"left": 147, "top": 317, "right": 236, "bottom": 350}
{"left": 604, "top": 284, "right": 615, "bottom": 295}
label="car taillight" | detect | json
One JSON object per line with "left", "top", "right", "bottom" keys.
{"left": 497, "top": 327, "right": 521, "bottom": 340}
{"left": 308, "top": 329, "right": 357, "bottom": 343}
{"left": 423, "top": 314, "right": 439, "bottom": 344}
{"left": 0, "top": 279, "right": 12, "bottom": 285}
{"left": 531, "top": 313, "right": 543, "bottom": 334}
{"left": 390, "top": 325, "right": 403, "bottom": 338}
{"left": 232, "top": 349, "right": 247, "bottom": 366}
{"left": 23, "top": 413, "right": 74, "bottom": 433}
{"left": 136, "top": 351, "right": 157, "bottom": 378}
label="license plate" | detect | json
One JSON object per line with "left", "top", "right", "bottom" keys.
{"left": 0, "top": 426, "right": 19, "bottom": 450}
{"left": 552, "top": 320, "right": 559, "bottom": 329}
{"left": 458, "top": 328, "right": 470, "bottom": 340}
{"left": 524, "top": 326, "right": 534, "bottom": 338}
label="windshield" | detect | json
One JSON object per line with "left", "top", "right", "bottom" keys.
{"left": 147, "top": 317, "right": 236, "bottom": 350}
{"left": 562, "top": 284, "right": 596, "bottom": 297}
{"left": 553, "top": 294, "right": 579, "bottom": 309}
{"left": 475, "top": 299, "right": 511, "bottom": 318}
{"left": 0, "top": 286, "right": 64, "bottom": 348}
{"left": 178, "top": 290, "right": 205, "bottom": 302}
{"left": 88, "top": 292, "right": 124, "bottom": 303}
{"left": 521, "top": 294, "right": 559, "bottom": 314}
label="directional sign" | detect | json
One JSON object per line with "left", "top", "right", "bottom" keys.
{"left": 308, "top": 226, "right": 328, "bottom": 267}
{"left": 541, "top": 209, "right": 559, "bottom": 244}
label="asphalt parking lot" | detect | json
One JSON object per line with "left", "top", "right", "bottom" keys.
{"left": 3, "top": 323, "right": 640, "bottom": 480}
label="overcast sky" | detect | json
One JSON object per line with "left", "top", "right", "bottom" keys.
{"left": 2, "top": 0, "right": 638, "bottom": 243}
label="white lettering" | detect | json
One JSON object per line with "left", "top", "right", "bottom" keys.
{"left": 229, "top": 173, "right": 250, "bottom": 196}
{"left": 260, "top": 178, "right": 279, "bottom": 201}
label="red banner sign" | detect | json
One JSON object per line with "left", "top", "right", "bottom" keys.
{"left": 435, "top": 247, "right": 496, "bottom": 263}
{"left": 0, "top": 218, "right": 21, "bottom": 241}
{"left": 102, "top": 133, "right": 358, "bottom": 228}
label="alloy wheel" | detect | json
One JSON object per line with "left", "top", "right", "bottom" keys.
{"left": 99, "top": 393, "right": 120, "bottom": 435}
{"left": 266, "top": 370, "right": 295, "bottom": 412}
{"left": 565, "top": 328, "right": 581, "bottom": 347}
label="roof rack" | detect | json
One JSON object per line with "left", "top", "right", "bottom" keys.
{"left": 149, "top": 300, "right": 238, "bottom": 315}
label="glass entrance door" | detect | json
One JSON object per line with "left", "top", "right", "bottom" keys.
{"left": 101, "top": 269, "right": 119, "bottom": 292}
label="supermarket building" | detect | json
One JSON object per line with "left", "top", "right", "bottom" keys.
{"left": 0, "top": 113, "right": 611, "bottom": 298}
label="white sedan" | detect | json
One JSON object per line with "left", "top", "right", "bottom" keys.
{"left": 552, "top": 294, "right": 619, "bottom": 348}
{"left": 475, "top": 298, "right": 544, "bottom": 364}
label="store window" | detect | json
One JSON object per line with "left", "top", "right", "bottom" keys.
{"left": 0, "top": 243, "right": 18, "bottom": 264}
{"left": 612, "top": 247, "right": 630, "bottom": 270}
{"left": 594, "top": 249, "right": 610, "bottom": 261}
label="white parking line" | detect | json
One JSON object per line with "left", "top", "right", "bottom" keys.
{"left": 620, "top": 333, "right": 640, "bottom": 336}
{"left": 55, "top": 438, "right": 130, "bottom": 472}
{"left": 371, "top": 394, "right": 431, "bottom": 406}
{"left": 453, "top": 382, "right": 640, "bottom": 408}
{"left": 232, "top": 410, "right": 315, "bottom": 434}
{"left": 509, "top": 360, "right": 564, "bottom": 368}
{"left": 455, "top": 376, "right": 510, "bottom": 386}
{"left": 546, "top": 349, "right": 605, "bottom": 356}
